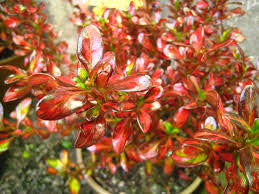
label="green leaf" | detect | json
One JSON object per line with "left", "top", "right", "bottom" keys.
{"left": 249, "top": 137, "right": 259, "bottom": 146}
{"left": 220, "top": 28, "right": 232, "bottom": 42}
{"left": 73, "top": 76, "right": 82, "bottom": 83}
{"left": 0, "top": 138, "right": 12, "bottom": 154}
{"left": 22, "top": 150, "right": 30, "bottom": 158}
{"left": 68, "top": 177, "right": 80, "bottom": 194}
{"left": 75, "top": 83, "right": 86, "bottom": 89}
{"left": 78, "top": 68, "right": 88, "bottom": 81}
{"left": 164, "top": 121, "right": 179, "bottom": 134}
{"left": 252, "top": 118, "right": 259, "bottom": 134}
{"left": 62, "top": 140, "right": 72, "bottom": 149}
{"left": 46, "top": 158, "right": 63, "bottom": 171}
{"left": 198, "top": 90, "right": 206, "bottom": 101}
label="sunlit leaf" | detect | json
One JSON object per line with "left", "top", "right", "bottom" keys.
{"left": 224, "top": 112, "right": 252, "bottom": 133}
{"left": 137, "top": 110, "right": 151, "bottom": 133}
{"left": 3, "top": 85, "right": 31, "bottom": 102}
{"left": 0, "top": 103, "right": 3, "bottom": 130}
{"left": 108, "top": 74, "right": 151, "bottom": 92}
{"left": 16, "top": 97, "right": 32, "bottom": 124}
{"left": 195, "top": 129, "right": 237, "bottom": 145}
{"left": 112, "top": 119, "right": 132, "bottom": 153}
{"left": 190, "top": 26, "right": 204, "bottom": 53}
{"left": 74, "top": 116, "right": 106, "bottom": 148}
{"left": 0, "top": 138, "right": 12, "bottom": 154}
{"left": 172, "top": 145, "right": 208, "bottom": 167}
{"left": 4, "top": 16, "right": 21, "bottom": 28}
{"left": 204, "top": 116, "right": 217, "bottom": 130}
{"left": 77, "top": 25, "right": 103, "bottom": 71}
{"left": 36, "top": 87, "right": 87, "bottom": 120}
{"left": 174, "top": 107, "right": 189, "bottom": 127}
{"left": 239, "top": 85, "right": 256, "bottom": 126}
{"left": 144, "top": 86, "right": 163, "bottom": 102}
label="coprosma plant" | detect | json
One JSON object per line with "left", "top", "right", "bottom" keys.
{"left": 0, "top": 0, "right": 258, "bottom": 193}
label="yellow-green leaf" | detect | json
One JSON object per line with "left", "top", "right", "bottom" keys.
{"left": 69, "top": 177, "right": 80, "bottom": 194}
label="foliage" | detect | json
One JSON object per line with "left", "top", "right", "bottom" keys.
{"left": 0, "top": 0, "right": 258, "bottom": 193}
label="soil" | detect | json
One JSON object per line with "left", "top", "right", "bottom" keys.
{"left": 0, "top": 132, "right": 204, "bottom": 194}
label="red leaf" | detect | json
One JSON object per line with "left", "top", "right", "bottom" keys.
{"left": 112, "top": 119, "right": 132, "bottom": 153}
{"left": 108, "top": 74, "right": 152, "bottom": 92}
{"left": 238, "top": 85, "right": 256, "bottom": 126}
{"left": 208, "top": 39, "right": 235, "bottom": 53}
{"left": 164, "top": 157, "right": 174, "bottom": 174}
{"left": 137, "top": 111, "right": 151, "bottom": 133}
{"left": 12, "top": 32, "right": 30, "bottom": 46}
{"left": 144, "top": 86, "right": 163, "bottom": 102}
{"left": 4, "top": 16, "right": 21, "bottom": 28}
{"left": 126, "top": 146, "right": 142, "bottom": 162}
{"left": 138, "top": 141, "right": 160, "bottom": 160}
{"left": 190, "top": 26, "right": 204, "bottom": 53}
{"left": 0, "top": 65, "right": 25, "bottom": 74}
{"left": 194, "top": 129, "right": 237, "bottom": 145}
{"left": 95, "top": 52, "right": 115, "bottom": 87}
{"left": 120, "top": 152, "right": 129, "bottom": 172}
{"left": 36, "top": 87, "right": 87, "bottom": 120}
{"left": 174, "top": 107, "right": 189, "bottom": 127}
{"left": 16, "top": 97, "right": 32, "bottom": 124}
{"left": 87, "top": 137, "right": 112, "bottom": 152}
{"left": 163, "top": 44, "right": 182, "bottom": 59}
{"left": 196, "top": 0, "right": 209, "bottom": 9}
{"left": 172, "top": 145, "right": 208, "bottom": 167}
{"left": 3, "top": 85, "right": 30, "bottom": 102}
{"left": 205, "top": 180, "right": 220, "bottom": 194}
{"left": 77, "top": 25, "right": 103, "bottom": 71}
{"left": 74, "top": 116, "right": 106, "bottom": 148}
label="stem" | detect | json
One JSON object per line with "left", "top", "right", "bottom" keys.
{"left": 76, "top": 148, "right": 202, "bottom": 194}
{"left": 179, "top": 177, "right": 202, "bottom": 194}
{"left": 0, "top": 55, "right": 21, "bottom": 65}
{"left": 75, "top": 148, "right": 111, "bottom": 194}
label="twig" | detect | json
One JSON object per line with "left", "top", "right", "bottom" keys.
{"left": 75, "top": 148, "right": 111, "bottom": 194}
{"left": 179, "top": 177, "right": 202, "bottom": 194}
{"left": 0, "top": 55, "right": 21, "bottom": 65}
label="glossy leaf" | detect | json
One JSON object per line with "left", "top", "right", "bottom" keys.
{"left": 3, "top": 85, "right": 31, "bottom": 102}
{"left": 36, "top": 87, "right": 87, "bottom": 120}
{"left": 174, "top": 107, "right": 189, "bottom": 127}
{"left": 77, "top": 25, "right": 103, "bottom": 71}
{"left": 137, "top": 110, "right": 151, "bottom": 133}
{"left": 16, "top": 97, "right": 32, "bottom": 124}
{"left": 138, "top": 141, "right": 159, "bottom": 160}
{"left": 204, "top": 116, "right": 217, "bottom": 130}
{"left": 0, "top": 138, "right": 12, "bottom": 154}
{"left": 190, "top": 26, "right": 204, "bottom": 53}
{"left": 194, "top": 129, "right": 237, "bottom": 145}
{"left": 224, "top": 112, "right": 252, "bottom": 132}
{"left": 0, "top": 103, "right": 3, "bottom": 130}
{"left": 87, "top": 137, "right": 112, "bottom": 152}
{"left": 164, "top": 121, "right": 179, "bottom": 134}
{"left": 238, "top": 85, "right": 256, "bottom": 126}
{"left": 112, "top": 119, "right": 132, "bottom": 153}
{"left": 4, "top": 16, "right": 21, "bottom": 28}
{"left": 172, "top": 145, "right": 208, "bottom": 167}
{"left": 144, "top": 86, "right": 163, "bottom": 102}
{"left": 108, "top": 74, "right": 151, "bottom": 92}
{"left": 74, "top": 116, "right": 106, "bottom": 148}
